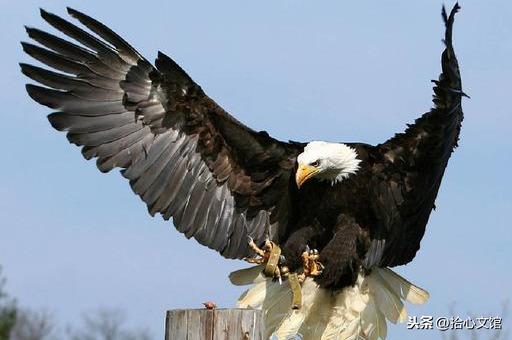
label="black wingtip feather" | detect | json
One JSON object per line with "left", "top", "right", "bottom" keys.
{"left": 66, "top": 7, "right": 77, "bottom": 15}
{"left": 47, "top": 112, "right": 66, "bottom": 131}
{"left": 20, "top": 41, "right": 44, "bottom": 59}
{"left": 66, "top": 7, "right": 89, "bottom": 22}
{"left": 24, "top": 25, "right": 41, "bottom": 38}
{"left": 20, "top": 42, "right": 40, "bottom": 62}
{"left": 67, "top": 7, "right": 90, "bottom": 21}
{"left": 155, "top": 51, "right": 195, "bottom": 83}
{"left": 39, "top": 8, "right": 52, "bottom": 20}
{"left": 39, "top": 8, "right": 68, "bottom": 31}
{"left": 19, "top": 63, "right": 32, "bottom": 77}
{"left": 443, "top": 3, "right": 461, "bottom": 23}
{"left": 24, "top": 26, "right": 44, "bottom": 46}
{"left": 26, "top": 84, "right": 52, "bottom": 108}
{"left": 64, "top": 6, "right": 141, "bottom": 62}
{"left": 442, "top": 3, "right": 460, "bottom": 45}
{"left": 67, "top": 7, "right": 85, "bottom": 21}
{"left": 20, "top": 41, "right": 30, "bottom": 52}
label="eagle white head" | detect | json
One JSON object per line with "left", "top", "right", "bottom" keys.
{"left": 296, "top": 141, "right": 361, "bottom": 188}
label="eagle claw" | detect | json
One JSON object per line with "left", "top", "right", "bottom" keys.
{"left": 301, "top": 248, "right": 324, "bottom": 278}
{"left": 246, "top": 238, "right": 289, "bottom": 282}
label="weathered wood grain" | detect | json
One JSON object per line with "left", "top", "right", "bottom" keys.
{"left": 166, "top": 308, "right": 263, "bottom": 340}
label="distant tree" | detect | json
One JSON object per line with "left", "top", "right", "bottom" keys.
{"left": 67, "top": 308, "right": 152, "bottom": 340}
{"left": 10, "top": 309, "right": 55, "bottom": 340}
{"left": 0, "top": 266, "right": 17, "bottom": 340}
{"left": 0, "top": 267, "right": 152, "bottom": 340}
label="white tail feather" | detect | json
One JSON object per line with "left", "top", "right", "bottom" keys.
{"left": 366, "top": 273, "right": 406, "bottom": 323}
{"left": 263, "top": 282, "right": 294, "bottom": 337}
{"left": 376, "top": 268, "right": 429, "bottom": 304}
{"left": 229, "top": 265, "right": 265, "bottom": 286}
{"left": 231, "top": 266, "right": 429, "bottom": 340}
{"left": 274, "top": 279, "right": 320, "bottom": 339}
{"left": 360, "top": 297, "right": 387, "bottom": 340}
{"left": 298, "top": 288, "right": 332, "bottom": 339}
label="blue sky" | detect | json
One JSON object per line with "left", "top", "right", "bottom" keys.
{"left": 1, "top": 0, "right": 511, "bottom": 339}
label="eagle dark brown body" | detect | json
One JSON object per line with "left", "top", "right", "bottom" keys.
{"left": 21, "top": 5, "right": 464, "bottom": 292}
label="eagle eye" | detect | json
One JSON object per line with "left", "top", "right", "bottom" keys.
{"left": 310, "top": 160, "right": 320, "bottom": 167}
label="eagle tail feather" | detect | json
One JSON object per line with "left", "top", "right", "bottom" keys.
{"left": 230, "top": 267, "right": 429, "bottom": 340}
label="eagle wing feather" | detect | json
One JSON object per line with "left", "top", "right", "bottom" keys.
{"left": 22, "top": 8, "right": 302, "bottom": 259}
{"left": 368, "top": 4, "right": 464, "bottom": 267}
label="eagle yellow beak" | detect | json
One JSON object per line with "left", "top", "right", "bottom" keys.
{"left": 296, "top": 163, "right": 319, "bottom": 188}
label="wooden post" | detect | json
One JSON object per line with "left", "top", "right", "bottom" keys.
{"left": 165, "top": 308, "right": 264, "bottom": 340}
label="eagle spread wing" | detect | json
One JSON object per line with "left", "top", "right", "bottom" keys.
{"left": 21, "top": 8, "right": 302, "bottom": 259}
{"left": 22, "top": 5, "right": 465, "bottom": 339}
{"left": 367, "top": 4, "right": 464, "bottom": 268}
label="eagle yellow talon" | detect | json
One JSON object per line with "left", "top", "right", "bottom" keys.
{"left": 302, "top": 248, "right": 324, "bottom": 277}
{"left": 246, "top": 238, "right": 288, "bottom": 281}
{"left": 248, "top": 237, "right": 269, "bottom": 259}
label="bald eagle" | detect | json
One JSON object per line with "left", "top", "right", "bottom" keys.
{"left": 21, "top": 4, "right": 464, "bottom": 339}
